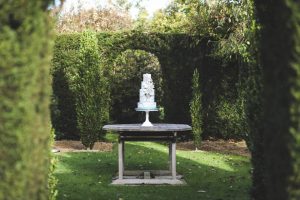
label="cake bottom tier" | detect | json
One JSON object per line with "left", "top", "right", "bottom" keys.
{"left": 137, "top": 102, "right": 157, "bottom": 109}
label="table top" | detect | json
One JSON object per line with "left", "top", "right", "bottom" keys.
{"left": 103, "top": 123, "right": 192, "bottom": 132}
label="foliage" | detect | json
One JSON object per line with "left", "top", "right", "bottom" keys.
{"left": 145, "top": 1, "right": 205, "bottom": 34}
{"left": 244, "top": 57, "right": 264, "bottom": 198}
{"left": 147, "top": 8, "right": 190, "bottom": 33}
{"left": 215, "top": 97, "right": 246, "bottom": 140}
{"left": 134, "top": 8, "right": 151, "bottom": 31}
{"left": 0, "top": 1, "right": 54, "bottom": 199}
{"left": 190, "top": 69, "right": 202, "bottom": 148}
{"left": 72, "top": 30, "right": 110, "bottom": 149}
{"left": 53, "top": 1, "right": 133, "bottom": 33}
{"left": 54, "top": 142, "right": 251, "bottom": 200}
{"left": 289, "top": 1, "right": 300, "bottom": 198}
{"left": 147, "top": 0, "right": 256, "bottom": 60}
{"left": 51, "top": 46, "right": 80, "bottom": 139}
{"left": 252, "top": 1, "right": 300, "bottom": 199}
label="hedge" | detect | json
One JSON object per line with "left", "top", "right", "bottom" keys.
{"left": 252, "top": 1, "right": 300, "bottom": 200}
{"left": 51, "top": 31, "right": 250, "bottom": 140}
{"left": 0, "top": 1, "right": 54, "bottom": 200}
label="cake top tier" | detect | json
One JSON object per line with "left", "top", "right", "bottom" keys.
{"left": 143, "top": 73, "right": 152, "bottom": 82}
{"left": 141, "top": 73, "right": 154, "bottom": 89}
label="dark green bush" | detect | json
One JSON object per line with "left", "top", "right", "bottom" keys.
{"left": 201, "top": 58, "right": 247, "bottom": 140}
{"left": 51, "top": 38, "right": 81, "bottom": 139}
{"left": 190, "top": 69, "right": 203, "bottom": 148}
{"left": 215, "top": 96, "right": 246, "bottom": 139}
{"left": 0, "top": 1, "right": 54, "bottom": 199}
{"left": 71, "top": 30, "right": 110, "bottom": 149}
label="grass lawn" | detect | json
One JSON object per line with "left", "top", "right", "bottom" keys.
{"left": 54, "top": 142, "right": 251, "bottom": 200}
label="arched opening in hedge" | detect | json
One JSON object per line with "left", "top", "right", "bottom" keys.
{"left": 110, "top": 49, "right": 163, "bottom": 123}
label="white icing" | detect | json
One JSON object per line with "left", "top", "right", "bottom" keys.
{"left": 137, "top": 74, "right": 157, "bottom": 109}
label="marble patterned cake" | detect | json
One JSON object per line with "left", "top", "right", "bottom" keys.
{"left": 137, "top": 74, "right": 157, "bottom": 109}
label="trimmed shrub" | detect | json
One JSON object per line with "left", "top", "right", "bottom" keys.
{"left": 72, "top": 30, "right": 109, "bottom": 149}
{"left": 190, "top": 69, "right": 203, "bottom": 149}
{"left": 201, "top": 58, "right": 247, "bottom": 140}
{"left": 215, "top": 96, "right": 246, "bottom": 139}
{"left": 51, "top": 47, "right": 80, "bottom": 139}
{"left": 0, "top": 1, "right": 54, "bottom": 200}
{"left": 253, "top": 1, "right": 300, "bottom": 199}
{"left": 50, "top": 34, "right": 82, "bottom": 139}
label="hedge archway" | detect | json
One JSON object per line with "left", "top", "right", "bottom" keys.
{"left": 111, "top": 49, "right": 163, "bottom": 123}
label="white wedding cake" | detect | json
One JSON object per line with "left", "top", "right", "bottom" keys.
{"left": 137, "top": 74, "right": 157, "bottom": 109}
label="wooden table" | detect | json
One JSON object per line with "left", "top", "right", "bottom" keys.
{"left": 103, "top": 124, "right": 192, "bottom": 185}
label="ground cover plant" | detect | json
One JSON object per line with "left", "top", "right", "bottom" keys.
{"left": 54, "top": 142, "right": 251, "bottom": 200}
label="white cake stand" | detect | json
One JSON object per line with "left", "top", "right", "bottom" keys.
{"left": 135, "top": 108, "right": 159, "bottom": 127}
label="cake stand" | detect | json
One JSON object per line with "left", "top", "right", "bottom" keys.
{"left": 135, "top": 108, "right": 159, "bottom": 126}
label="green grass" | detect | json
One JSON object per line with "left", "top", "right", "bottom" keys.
{"left": 54, "top": 142, "right": 251, "bottom": 200}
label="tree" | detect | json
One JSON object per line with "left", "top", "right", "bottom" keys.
{"left": 72, "top": 30, "right": 109, "bottom": 149}
{"left": 54, "top": 0, "right": 133, "bottom": 33}
{"left": 190, "top": 69, "right": 203, "bottom": 149}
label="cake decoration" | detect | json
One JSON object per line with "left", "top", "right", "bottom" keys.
{"left": 137, "top": 74, "right": 157, "bottom": 110}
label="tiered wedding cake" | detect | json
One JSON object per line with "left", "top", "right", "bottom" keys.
{"left": 137, "top": 74, "right": 157, "bottom": 110}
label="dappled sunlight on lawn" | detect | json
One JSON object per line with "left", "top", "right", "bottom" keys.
{"left": 131, "top": 142, "right": 245, "bottom": 172}
{"left": 54, "top": 141, "right": 251, "bottom": 200}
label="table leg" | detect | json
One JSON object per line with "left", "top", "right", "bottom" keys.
{"left": 122, "top": 140, "right": 125, "bottom": 172}
{"left": 168, "top": 142, "right": 172, "bottom": 172}
{"left": 171, "top": 132, "right": 177, "bottom": 180}
{"left": 118, "top": 139, "right": 124, "bottom": 180}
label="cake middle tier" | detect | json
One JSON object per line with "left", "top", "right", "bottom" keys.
{"left": 137, "top": 102, "right": 157, "bottom": 109}
{"left": 139, "top": 89, "right": 155, "bottom": 102}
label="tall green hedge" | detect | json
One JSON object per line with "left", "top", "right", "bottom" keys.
{"left": 51, "top": 32, "right": 249, "bottom": 140}
{"left": 0, "top": 1, "right": 54, "bottom": 199}
{"left": 246, "top": 62, "right": 264, "bottom": 199}
{"left": 253, "top": 1, "right": 300, "bottom": 199}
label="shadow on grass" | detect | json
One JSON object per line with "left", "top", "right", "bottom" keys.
{"left": 54, "top": 142, "right": 251, "bottom": 200}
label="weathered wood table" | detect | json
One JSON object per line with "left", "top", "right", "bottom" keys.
{"left": 103, "top": 123, "right": 192, "bottom": 185}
